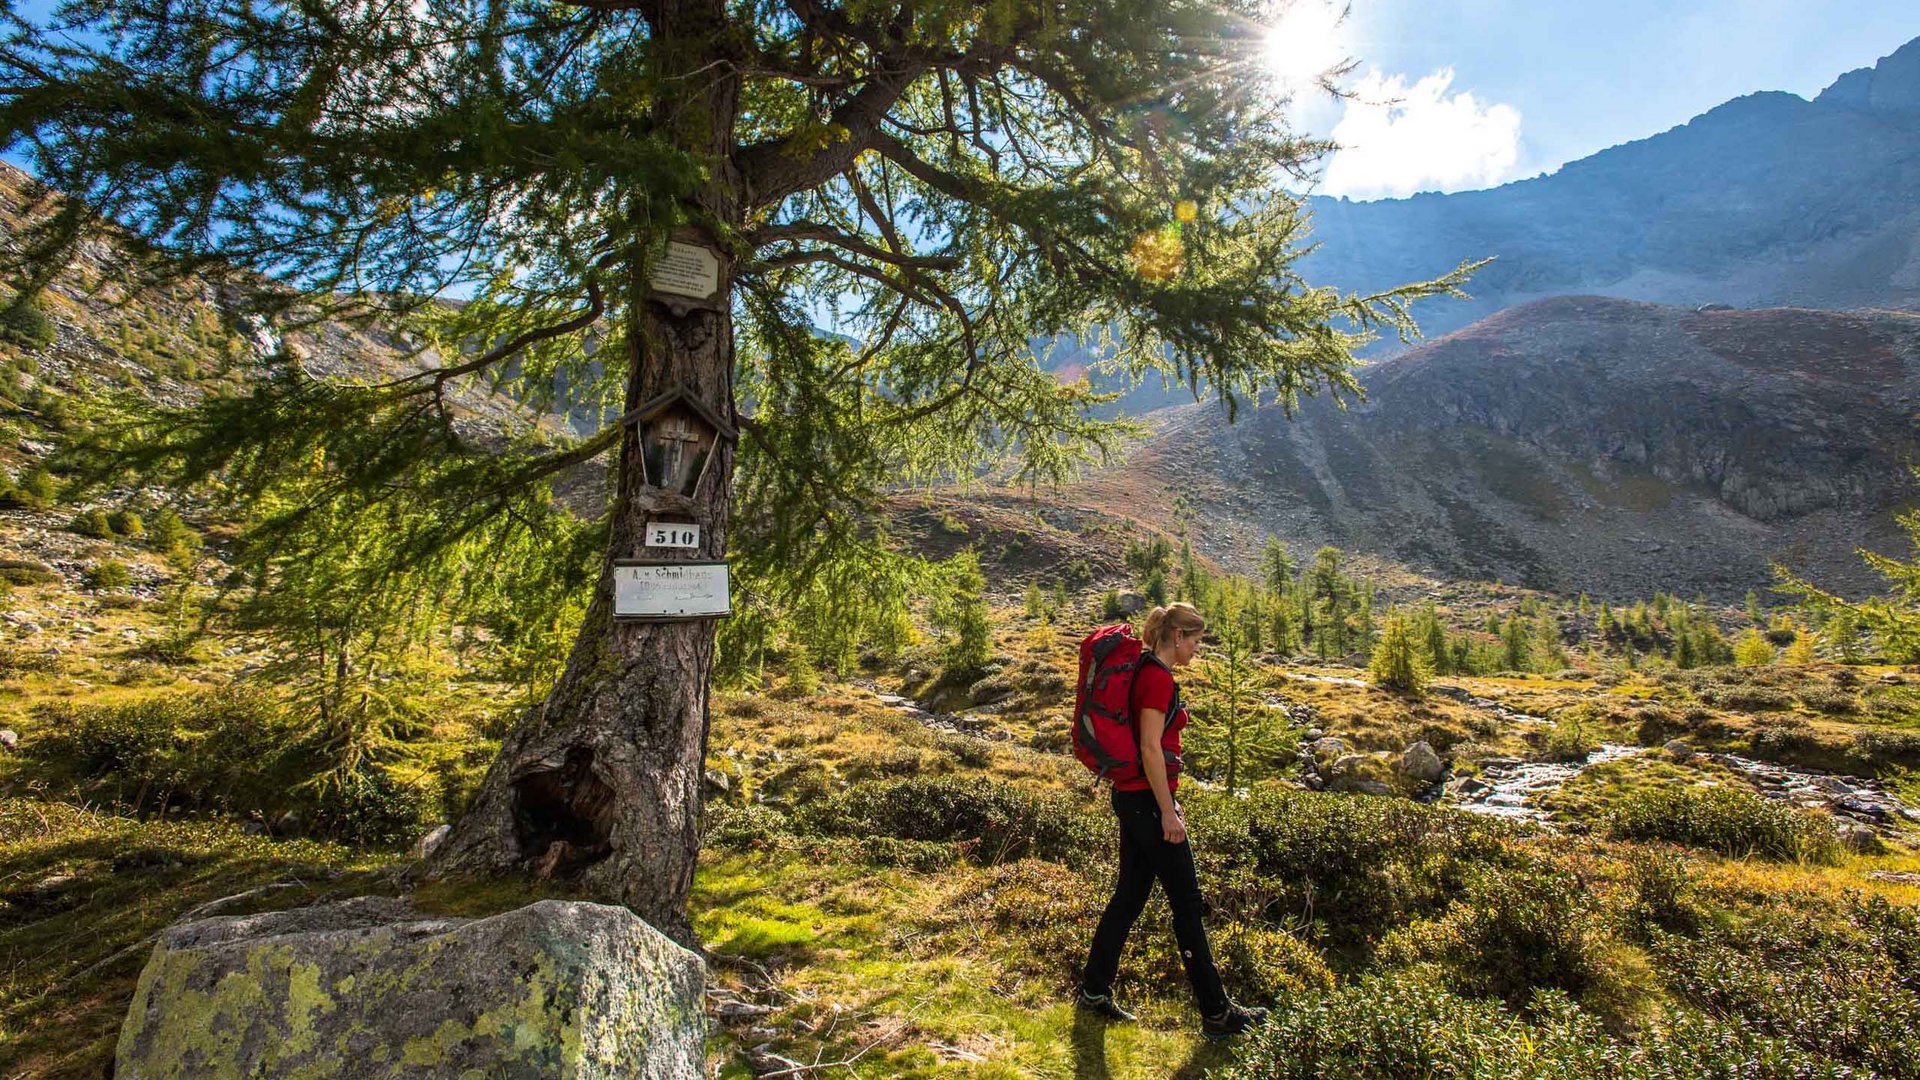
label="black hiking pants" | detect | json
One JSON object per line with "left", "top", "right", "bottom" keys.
{"left": 1080, "top": 787, "right": 1229, "bottom": 1015}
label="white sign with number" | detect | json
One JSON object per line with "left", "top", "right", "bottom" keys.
{"left": 645, "top": 521, "right": 701, "bottom": 549}
{"left": 613, "top": 562, "right": 730, "bottom": 619}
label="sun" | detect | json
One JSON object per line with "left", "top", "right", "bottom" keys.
{"left": 1260, "top": 1, "right": 1351, "bottom": 93}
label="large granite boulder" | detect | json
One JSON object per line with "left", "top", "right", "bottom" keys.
{"left": 1395, "top": 741, "right": 1445, "bottom": 786}
{"left": 116, "top": 896, "right": 706, "bottom": 1079}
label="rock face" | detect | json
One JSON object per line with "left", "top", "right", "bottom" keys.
{"left": 1153, "top": 298, "right": 1920, "bottom": 600}
{"left": 115, "top": 897, "right": 706, "bottom": 1079}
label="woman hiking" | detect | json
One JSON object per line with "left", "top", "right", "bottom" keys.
{"left": 1076, "top": 602, "right": 1269, "bottom": 1040}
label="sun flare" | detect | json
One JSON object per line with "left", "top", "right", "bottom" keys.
{"left": 1260, "top": 0, "right": 1350, "bottom": 92}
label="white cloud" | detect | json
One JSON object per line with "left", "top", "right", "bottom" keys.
{"left": 1318, "top": 68, "right": 1525, "bottom": 200}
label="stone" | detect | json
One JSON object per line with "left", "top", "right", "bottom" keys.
{"left": 1835, "top": 796, "right": 1892, "bottom": 821}
{"left": 1304, "top": 728, "right": 1324, "bottom": 741}
{"left": 1445, "top": 777, "right": 1490, "bottom": 798}
{"left": 1309, "top": 737, "right": 1348, "bottom": 758}
{"left": 0, "top": 729, "right": 17, "bottom": 752}
{"left": 1396, "top": 741, "right": 1444, "bottom": 785}
{"left": 411, "top": 824, "right": 451, "bottom": 861}
{"left": 1302, "top": 774, "right": 1325, "bottom": 791}
{"left": 1113, "top": 592, "right": 1148, "bottom": 616}
{"left": 703, "top": 768, "right": 732, "bottom": 795}
{"left": 1838, "top": 822, "right": 1883, "bottom": 854}
{"left": 1809, "top": 775, "right": 1855, "bottom": 796}
{"left": 115, "top": 897, "right": 706, "bottom": 1079}
{"left": 1327, "top": 754, "right": 1367, "bottom": 779}
{"left": 1663, "top": 739, "right": 1694, "bottom": 763}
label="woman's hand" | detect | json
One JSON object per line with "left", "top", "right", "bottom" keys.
{"left": 1161, "top": 804, "right": 1186, "bottom": 844}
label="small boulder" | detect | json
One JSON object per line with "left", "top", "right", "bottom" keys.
{"left": 1809, "top": 775, "right": 1855, "bottom": 796}
{"left": 1326, "top": 754, "right": 1367, "bottom": 779}
{"left": 411, "top": 824, "right": 451, "bottom": 861}
{"left": 0, "top": 729, "right": 18, "bottom": 753}
{"left": 1445, "top": 776, "right": 1490, "bottom": 799}
{"left": 115, "top": 897, "right": 706, "bottom": 1079}
{"left": 1303, "top": 728, "right": 1325, "bottom": 741}
{"left": 1395, "top": 741, "right": 1444, "bottom": 785}
{"left": 1838, "top": 822, "right": 1883, "bottom": 854}
{"left": 1113, "top": 592, "right": 1148, "bottom": 616}
{"left": 703, "top": 768, "right": 732, "bottom": 795}
{"left": 1309, "top": 737, "right": 1348, "bottom": 758}
{"left": 1663, "top": 739, "right": 1693, "bottom": 763}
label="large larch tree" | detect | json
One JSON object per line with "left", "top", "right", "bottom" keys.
{"left": 1, "top": 0, "right": 1466, "bottom": 940}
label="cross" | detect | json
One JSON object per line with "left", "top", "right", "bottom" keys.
{"left": 655, "top": 413, "right": 704, "bottom": 489}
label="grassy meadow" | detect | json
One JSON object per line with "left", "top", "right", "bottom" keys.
{"left": 6, "top": 531, "right": 1920, "bottom": 1078}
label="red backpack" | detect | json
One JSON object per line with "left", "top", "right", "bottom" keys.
{"left": 1072, "top": 623, "right": 1175, "bottom": 785}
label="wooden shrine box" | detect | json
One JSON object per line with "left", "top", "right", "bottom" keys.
{"left": 630, "top": 383, "right": 736, "bottom": 498}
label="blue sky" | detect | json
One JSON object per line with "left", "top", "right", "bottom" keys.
{"left": 1268, "top": 0, "right": 1920, "bottom": 199}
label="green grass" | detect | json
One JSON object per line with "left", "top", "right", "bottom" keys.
{"left": 0, "top": 800, "right": 396, "bottom": 1079}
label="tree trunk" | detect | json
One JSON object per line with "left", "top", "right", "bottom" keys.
{"left": 428, "top": 0, "right": 740, "bottom": 946}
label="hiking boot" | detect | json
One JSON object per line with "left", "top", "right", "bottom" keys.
{"left": 1201, "top": 1001, "right": 1269, "bottom": 1041}
{"left": 1076, "top": 988, "right": 1137, "bottom": 1022}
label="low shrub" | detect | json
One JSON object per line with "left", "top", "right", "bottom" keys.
{"left": 704, "top": 802, "right": 792, "bottom": 849}
{"left": 0, "top": 468, "right": 57, "bottom": 510}
{"left": 1192, "top": 787, "right": 1511, "bottom": 950}
{"left": 1605, "top": 785, "right": 1838, "bottom": 863}
{"left": 800, "top": 775, "right": 1103, "bottom": 865}
{"left": 1622, "top": 847, "right": 1701, "bottom": 935}
{"left": 0, "top": 557, "right": 59, "bottom": 586}
{"left": 0, "top": 644, "right": 63, "bottom": 677}
{"left": 1542, "top": 709, "right": 1599, "bottom": 763}
{"left": 1378, "top": 858, "right": 1601, "bottom": 1004}
{"left": 1651, "top": 905, "right": 1920, "bottom": 1076}
{"left": 0, "top": 298, "right": 56, "bottom": 350}
{"left": 1749, "top": 718, "right": 1817, "bottom": 757}
{"left": 69, "top": 507, "right": 115, "bottom": 539}
{"left": 1795, "top": 686, "right": 1860, "bottom": 714}
{"left": 82, "top": 559, "right": 131, "bottom": 591}
{"left": 23, "top": 690, "right": 437, "bottom": 846}
{"left": 1215, "top": 923, "right": 1336, "bottom": 1002}
{"left": 1217, "top": 975, "right": 1842, "bottom": 1079}
{"left": 1852, "top": 728, "right": 1920, "bottom": 769}
{"left": 1699, "top": 683, "right": 1794, "bottom": 712}
{"left": 1633, "top": 705, "right": 1677, "bottom": 746}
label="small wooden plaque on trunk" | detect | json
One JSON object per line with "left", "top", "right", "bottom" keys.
{"left": 648, "top": 233, "right": 724, "bottom": 313}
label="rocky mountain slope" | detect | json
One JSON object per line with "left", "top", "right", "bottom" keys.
{"left": 1117, "top": 297, "right": 1920, "bottom": 601}
{"left": 1299, "top": 37, "right": 1920, "bottom": 344}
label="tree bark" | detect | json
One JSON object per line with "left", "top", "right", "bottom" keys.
{"left": 427, "top": 0, "right": 740, "bottom": 945}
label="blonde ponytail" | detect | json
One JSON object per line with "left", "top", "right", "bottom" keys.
{"left": 1142, "top": 602, "right": 1205, "bottom": 649}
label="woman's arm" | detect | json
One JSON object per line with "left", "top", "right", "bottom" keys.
{"left": 1138, "top": 708, "right": 1186, "bottom": 843}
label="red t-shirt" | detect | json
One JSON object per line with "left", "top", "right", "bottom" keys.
{"left": 1114, "top": 659, "right": 1186, "bottom": 792}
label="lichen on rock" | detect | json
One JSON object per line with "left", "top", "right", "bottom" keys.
{"left": 115, "top": 896, "right": 705, "bottom": 1079}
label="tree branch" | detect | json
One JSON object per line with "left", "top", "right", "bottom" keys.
{"left": 377, "top": 279, "right": 604, "bottom": 395}
{"left": 744, "top": 221, "right": 956, "bottom": 272}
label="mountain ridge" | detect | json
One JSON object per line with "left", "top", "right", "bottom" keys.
{"left": 1111, "top": 296, "right": 1920, "bottom": 601}
{"left": 1296, "top": 36, "right": 1920, "bottom": 344}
